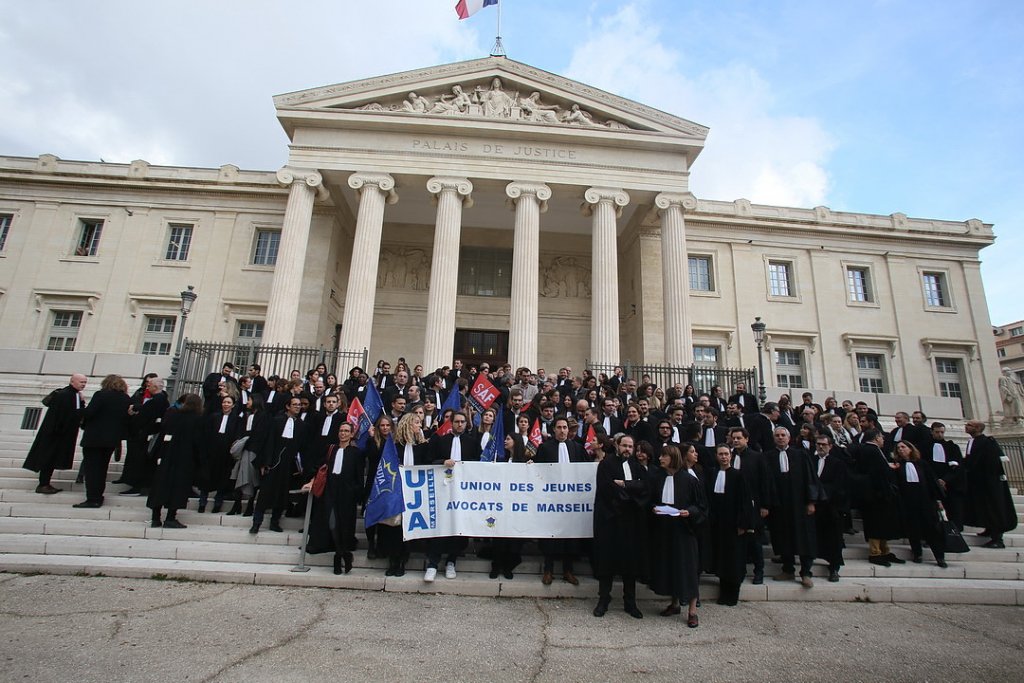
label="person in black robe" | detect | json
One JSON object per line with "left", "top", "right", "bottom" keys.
{"left": 250, "top": 396, "right": 306, "bottom": 534}
{"left": 592, "top": 433, "right": 649, "bottom": 618}
{"left": 926, "top": 422, "right": 965, "bottom": 530}
{"left": 119, "top": 376, "right": 169, "bottom": 495}
{"left": 424, "top": 412, "right": 480, "bottom": 581}
{"left": 728, "top": 427, "right": 772, "bottom": 584}
{"left": 363, "top": 415, "right": 396, "bottom": 561}
{"left": 764, "top": 427, "right": 822, "bottom": 587}
{"left": 533, "top": 416, "right": 589, "bottom": 586}
{"left": 812, "top": 432, "right": 849, "bottom": 581}
{"left": 202, "top": 362, "right": 238, "bottom": 414}
{"left": 708, "top": 444, "right": 755, "bottom": 606}
{"left": 894, "top": 441, "right": 947, "bottom": 567}
{"left": 380, "top": 413, "right": 429, "bottom": 577}
{"left": 306, "top": 422, "right": 365, "bottom": 574}
{"left": 231, "top": 393, "right": 270, "bottom": 516}
{"left": 147, "top": 394, "right": 204, "bottom": 528}
{"left": 23, "top": 373, "right": 87, "bottom": 494}
{"left": 198, "top": 395, "right": 241, "bottom": 513}
{"left": 852, "top": 429, "right": 905, "bottom": 567}
{"left": 75, "top": 374, "right": 132, "bottom": 508}
{"left": 647, "top": 444, "right": 707, "bottom": 627}
{"left": 963, "top": 420, "right": 1018, "bottom": 548}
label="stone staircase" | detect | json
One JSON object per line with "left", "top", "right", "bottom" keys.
{"left": 1, "top": 429, "right": 1023, "bottom": 604}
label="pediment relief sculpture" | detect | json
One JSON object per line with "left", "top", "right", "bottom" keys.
{"left": 377, "top": 246, "right": 431, "bottom": 291}
{"left": 351, "top": 78, "right": 634, "bottom": 130}
{"left": 540, "top": 255, "right": 591, "bottom": 298}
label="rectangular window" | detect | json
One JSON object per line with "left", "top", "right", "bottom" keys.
{"left": 692, "top": 346, "right": 719, "bottom": 365}
{"left": 75, "top": 219, "right": 104, "bottom": 257}
{"left": 0, "top": 213, "right": 11, "bottom": 251}
{"left": 47, "top": 310, "right": 82, "bottom": 351}
{"left": 768, "top": 261, "right": 793, "bottom": 297}
{"left": 235, "top": 320, "right": 264, "bottom": 367}
{"left": 936, "top": 357, "right": 963, "bottom": 401}
{"left": 846, "top": 266, "right": 872, "bottom": 303}
{"left": 164, "top": 224, "right": 193, "bottom": 261}
{"left": 998, "top": 347, "right": 1007, "bottom": 358}
{"left": 856, "top": 353, "right": 886, "bottom": 393}
{"left": 774, "top": 349, "right": 804, "bottom": 389}
{"left": 688, "top": 256, "right": 714, "bottom": 292}
{"left": 922, "top": 272, "right": 949, "bottom": 308}
{"left": 140, "top": 315, "right": 176, "bottom": 355}
{"left": 252, "top": 229, "right": 281, "bottom": 266}
{"left": 457, "top": 247, "right": 513, "bottom": 297}
{"left": 1011, "top": 326, "right": 1023, "bottom": 337}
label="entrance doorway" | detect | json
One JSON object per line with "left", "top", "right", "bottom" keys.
{"left": 454, "top": 329, "right": 509, "bottom": 369}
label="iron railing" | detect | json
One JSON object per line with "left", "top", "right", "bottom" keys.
{"left": 171, "top": 339, "right": 367, "bottom": 401}
{"left": 997, "top": 437, "right": 1024, "bottom": 492}
{"left": 586, "top": 361, "right": 756, "bottom": 396}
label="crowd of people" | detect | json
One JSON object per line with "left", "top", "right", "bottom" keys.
{"left": 20, "top": 358, "right": 1021, "bottom": 624}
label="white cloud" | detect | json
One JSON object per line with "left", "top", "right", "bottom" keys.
{"left": 564, "top": 4, "right": 836, "bottom": 207}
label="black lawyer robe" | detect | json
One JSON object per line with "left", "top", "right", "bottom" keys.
{"left": 23, "top": 385, "right": 83, "bottom": 473}
{"left": 707, "top": 467, "right": 755, "bottom": 586}
{"left": 964, "top": 435, "right": 1018, "bottom": 535}
{"left": 592, "top": 454, "right": 649, "bottom": 580}
{"left": 646, "top": 467, "right": 707, "bottom": 602}
{"left": 306, "top": 444, "right": 366, "bottom": 554}
{"left": 854, "top": 443, "right": 904, "bottom": 541}
{"left": 147, "top": 410, "right": 203, "bottom": 511}
{"left": 765, "top": 446, "right": 821, "bottom": 559}
{"left": 814, "top": 454, "right": 849, "bottom": 568}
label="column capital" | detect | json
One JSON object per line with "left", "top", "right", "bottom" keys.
{"left": 582, "top": 187, "right": 630, "bottom": 218}
{"left": 427, "top": 176, "right": 474, "bottom": 208}
{"left": 654, "top": 192, "right": 698, "bottom": 212}
{"left": 506, "top": 181, "right": 551, "bottom": 213}
{"left": 277, "top": 167, "right": 328, "bottom": 200}
{"left": 349, "top": 171, "right": 398, "bottom": 204}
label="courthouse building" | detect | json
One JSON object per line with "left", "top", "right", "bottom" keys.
{"left": 0, "top": 57, "right": 1004, "bottom": 421}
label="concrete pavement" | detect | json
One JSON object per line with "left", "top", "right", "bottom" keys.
{"left": 1, "top": 573, "right": 1021, "bottom": 682}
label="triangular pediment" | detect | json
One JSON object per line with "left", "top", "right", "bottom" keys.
{"left": 274, "top": 57, "right": 708, "bottom": 140}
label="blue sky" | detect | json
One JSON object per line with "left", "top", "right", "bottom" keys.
{"left": 1, "top": 0, "right": 1020, "bottom": 323}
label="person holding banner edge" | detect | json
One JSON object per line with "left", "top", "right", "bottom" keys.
{"left": 425, "top": 412, "right": 481, "bottom": 581}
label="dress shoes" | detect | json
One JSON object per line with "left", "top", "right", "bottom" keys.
{"left": 151, "top": 519, "right": 162, "bottom": 528}
{"left": 343, "top": 552, "right": 353, "bottom": 574}
{"left": 868, "top": 556, "right": 891, "bottom": 567}
{"left": 936, "top": 559, "right": 948, "bottom": 568}
{"left": 659, "top": 604, "right": 681, "bottom": 617}
{"left": 541, "top": 571, "right": 554, "bottom": 585}
{"left": 120, "top": 488, "right": 143, "bottom": 496}
{"left": 35, "top": 484, "right": 61, "bottom": 495}
{"left": 333, "top": 554, "right": 343, "bottom": 575}
{"left": 393, "top": 563, "right": 406, "bottom": 577}
{"left": 886, "top": 553, "right": 906, "bottom": 564}
{"left": 110, "top": 479, "right": 125, "bottom": 485}
{"left": 268, "top": 520, "right": 284, "bottom": 533}
{"left": 800, "top": 575, "right": 814, "bottom": 588}
{"left": 211, "top": 502, "right": 223, "bottom": 514}
{"left": 828, "top": 570, "right": 840, "bottom": 582}
{"left": 624, "top": 604, "right": 643, "bottom": 619}
{"left": 593, "top": 599, "right": 610, "bottom": 617}
{"left": 912, "top": 555, "right": 923, "bottom": 564}
{"left": 163, "top": 519, "right": 186, "bottom": 529}
{"left": 248, "top": 523, "right": 260, "bottom": 535}
{"left": 982, "top": 539, "right": 1005, "bottom": 549}
{"left": 226, "top": 501, "right": 242, "bottom": 516}
{"left": 489, "top": 567, "right": 500, "bottom": 579}
{"left": 197, "top": 505, "right": 206, "bottom": 514}
{"left": 502, "top": 570, "right": 514, "bottom": 580}
{"left": 73, "top": 500, "right": 102, "bottom": 509}
{"left": 562, "top": 571, "right": 579, "bottom": 586}
{"left": 751, "top": 572, "right": 764, "bottom": 585}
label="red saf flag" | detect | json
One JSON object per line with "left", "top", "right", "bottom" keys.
{"left": 467, "top": 373, "right": 500, "bottom": 413}
{"left": 583, "top": 424, "right": 597, "bottom": 455}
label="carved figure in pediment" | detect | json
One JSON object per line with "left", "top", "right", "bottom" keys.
{"left": 401, "top": 92, "right": 432, "bottom": 114}
{"left": 475, "top": 78, "right": 515, "bottom": 118}
{"left": 429, "top": 85, "right": 472, "bottom": 115}
{"left": 520, "top": 92, "right": 561, "bottom": 124}
{"left": 562, "top": 103, "right": 601, "bottom": 127}
{"left": 406, "top": 249, "right": 431, "bottom": 290}
{"left": 540, "top": 255, "right": 591, "bottom": 298}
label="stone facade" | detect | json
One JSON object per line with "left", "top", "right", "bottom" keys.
{"left": 0, "top": 57, "right": 1002, "bottom": 420}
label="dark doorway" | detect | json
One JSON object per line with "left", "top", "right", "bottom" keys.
{"left": 453, "top": 329, "right": 509, "bottom": 369}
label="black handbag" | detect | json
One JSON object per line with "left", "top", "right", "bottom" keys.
{"left": 939, "top": 509, "right": 970, "bottom": 554}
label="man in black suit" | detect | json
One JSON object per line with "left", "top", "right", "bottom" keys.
{"left": 306, "top": 394, "right": 345, "bottom": 476}
{"left": 728, "top": 382, "right": 759, "bottom": 415}
{"left": 599, "top": 397, "right": 624, "bottom": 437}
{"left": 747, "top": 402, "right": 780, "bottom": 454}
{"left": 202, "top": 362, "right": 238, "bottom": 410}
{"left": 884, "top": 411, "right": 931, "bottom": 457}
{"left": 247, "top": 364, "right": 269, "bottom": 397}
{"left": 384, "top": 369, "right": 412, "bottom": 413}
{"left": 424, "top": 412, "right": 480, "bottom": 581}
{"left": 24, "top": 373, "right": 87, "bottom": 494}
{"left": 764, "top": 427, "right": 821, "bottom": 587}
{"left": 813, "top": 433, "right": 849, "bottom": 582}
{"left": 534, "top": 416, "right": 589, "bottom": 585}
{"left": 729, "top": 427, "right": 770, "bottom": 584}
{"left": 963, "top": 420, "right": 1018, "bottom": 548}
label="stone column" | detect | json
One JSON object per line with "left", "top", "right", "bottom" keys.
{"left": 422, "top": 176, "right": 473, "bottom": 371}
{"left": 338, "top": 172, "right": 398, "bottom": 353}
{"left": 583, "top": 187, "right": 630, "bottom": 366}
{"left": 655, "top": 192, "right": 697, "bottom": 366}
{"left": 263, "top": 168, "right": 326, "bottom": 346}
{"left": 506, "top": 181, "right": 551, "bottom": 371}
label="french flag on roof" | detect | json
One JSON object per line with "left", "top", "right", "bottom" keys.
{"left": 456, "top": 0, "right": 498, "bottom": 20}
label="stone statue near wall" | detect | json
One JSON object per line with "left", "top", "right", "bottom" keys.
{"left": 540, "top": 255, "right": 591, "bottom": 298}
{"left": 999, "top": 368, "right": 1024, "bottom": 425}
{"left": 376, "top": 246, "right": 431, "bottom": 291}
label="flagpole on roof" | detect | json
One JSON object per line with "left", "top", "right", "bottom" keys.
{"left": 490, "top": 0, "right": 506, "bottom": 57}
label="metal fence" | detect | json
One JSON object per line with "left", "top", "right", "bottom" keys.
{"left": 586, "top": 361, "right": 757, "bottom": 396}
{"left": 172, "top": 339, "right": 367, "bottom": 399}
{"left": 998, "top": 437, "right": 1024, "bottom": 492}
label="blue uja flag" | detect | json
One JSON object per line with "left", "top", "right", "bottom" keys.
{"left": 364, "top": 435, "right": 404, "bottom": 528}
{"left": 480, "top": 403, "right": 505, "bottom": 462}
{"left": 356, "top": 380, "right": 385, "bottom": 448}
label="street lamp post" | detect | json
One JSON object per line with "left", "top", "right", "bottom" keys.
{"left": 168, "top": 285, "right": 198, "bottom": 400}
{"left": 751, "top": 316, "right": 767, "bottom": 404}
